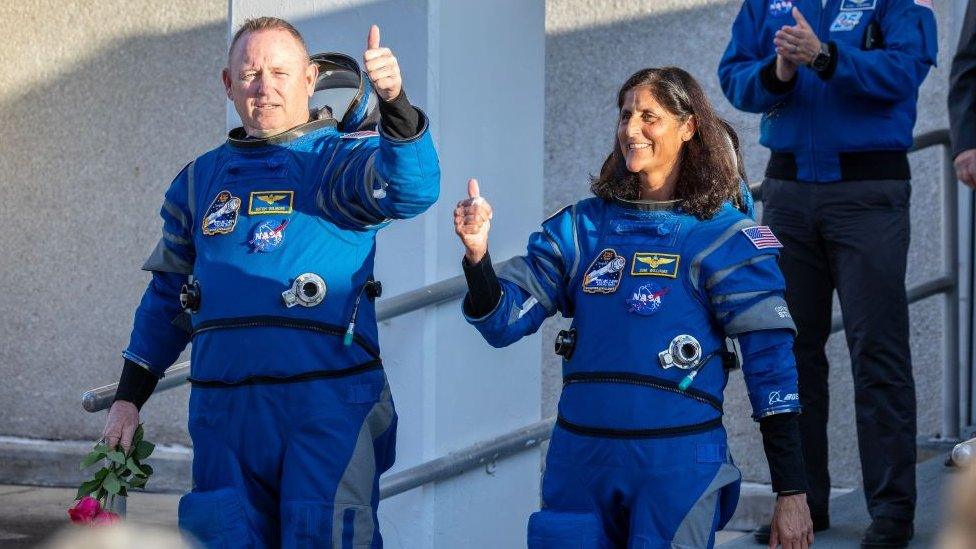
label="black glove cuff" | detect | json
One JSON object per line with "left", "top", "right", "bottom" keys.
{"left": 378, "top": 90, "right": 423, "bottom": 139}
{"left": 462, "top": 251, "right": 502, "bottom": 318}
{"left": 759, "top": 412, "right": 809, "bottom": 493}
{"left": 114, "top": 359, "right": 160, "bottom": 411}
{"left": 759, "top": 56, "right": 797, "bottom": 94}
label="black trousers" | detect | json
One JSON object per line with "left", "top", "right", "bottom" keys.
{"left": 762, "top": 178, "right": 916, "bottom": 523}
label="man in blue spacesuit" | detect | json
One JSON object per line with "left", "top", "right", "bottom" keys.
{"left": 719, "top": 2, "right": 936, "bottom": 546}
{"left": 100, "top": 17, "right": 440, "bottom": 547}
{"left": 454, "top": 68, "right": 812, "bottom": 548}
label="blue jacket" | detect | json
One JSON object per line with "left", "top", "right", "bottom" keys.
{"left": 123, "top": 115, "right": 440, "bottom": 382}
{"left": 466, "top": 198, "right": 801, "bottom": 431}
{"left": 718, "top": 0, "right": 937, "bottom": 182}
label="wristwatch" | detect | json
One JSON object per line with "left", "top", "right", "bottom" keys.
{"left": 809, "top": 42, "right": 831, "bottom": 72}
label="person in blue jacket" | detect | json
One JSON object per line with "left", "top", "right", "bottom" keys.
{"left": 454, "top": 67, "right": 813, "bottom": 548}
{"left": 99, "top": 17, "right": 440, "bottom": 547}
{"left": 718, "top": 2, "right": 936, "bottom": 546}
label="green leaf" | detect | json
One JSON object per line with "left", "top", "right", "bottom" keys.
{"left": 102, "top": 473, "right": 121, "bottom": 495}
{"left": 92, "top": 443, "right": 109, "bottom": 455}
{"left": 127, "top": 456, "right": 152, "bottom": 478}
{"left": 79, "top": 451, "right": 103, "bottom": 469}
{"left": 129, "top": 475, "right": 148, "bottom": 488}
{"left": 93, "top": 468, "right": 110, "bottom": 482}
{"left": 140, "top": 464, "right": 154, "bottom": 477}
{"left": 105, "top": 451, "right": 125, "bottom": 465}
{"left": 133, "top": 424, "right": 145, "bottom": 445}
{"left": 75, "top": 479, "right": 101, "bottom": 500}
{"left": 96, "top": 487, "right": 108, "bottom": 501}
{"left": 133, "top": 441, "right": 154, "bottom": 461}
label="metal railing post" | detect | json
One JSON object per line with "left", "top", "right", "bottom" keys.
{"left": 943, "top": 143, "right": 962, "bottom": 441}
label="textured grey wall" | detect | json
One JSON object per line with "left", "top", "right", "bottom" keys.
{"left": 0, "top": 1, "right": 225, "bottom": 446}
{"left": 542, "top": 0, "right": 955, "bottom": 488}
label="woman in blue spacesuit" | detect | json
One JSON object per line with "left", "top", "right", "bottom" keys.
{"left": 454, "top": 67, "right": 814, "bottom": 548}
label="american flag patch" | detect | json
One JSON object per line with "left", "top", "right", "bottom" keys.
{"left": 741, "top": 226, "right": 783, "bottom": 249}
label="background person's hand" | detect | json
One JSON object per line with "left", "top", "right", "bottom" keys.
{"left": 454, "top": 178, "right": 492, "bottom": 264}
{"left": 954, "top": 148, "right": 976, "bottom": 189}
{"left": 363, "top": 25, "right": 402, "bottom": 102}
{"left": 101, "top": 400, "right": 139, "bottom": 455}
{"left": 774, "top": 8, "right": 822, "bottom": 66}
{"left": 769, "top": 493, "right": 814, "bottom": 548}
{"left": 775, "top": 55, "right": 799, "bottom": 82}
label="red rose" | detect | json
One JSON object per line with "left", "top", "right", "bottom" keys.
{"left": 91, "top": 510, "right": 121, "bottom": 526}
{"left": 67, "top": 496, "right": 101, "bottom": 524}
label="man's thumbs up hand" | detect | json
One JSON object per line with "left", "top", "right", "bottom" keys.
{"left": 364, "top": 24, "right": 402, "bottom": 102}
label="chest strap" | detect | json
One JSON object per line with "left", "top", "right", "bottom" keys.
{"left": 559, "top": 371, "right": 723, "bottom": 439}
{"left": 563, "top": 371, "right": 723, "bottom": 412}
{"left": 190, "top": 315, "right": 380, "bottom": 360}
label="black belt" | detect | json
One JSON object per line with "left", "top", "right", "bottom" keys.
{"left": 556, "top": 416, "right": 723, "bottom": 439}
{"left": 189, "top": 359, "right": 382, "bottom": 388}
{"left": 558, "top": 371, "right": 724, "bottom": 439}
{"left": 765, "top": 150, "right": 910, "bottom": 181}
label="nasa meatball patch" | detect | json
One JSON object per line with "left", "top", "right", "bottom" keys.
{"left": 248, "top": 219, "right": 288, "bottom": 253}
{"left": 626, "top": 282, "right": 668, "bottom": 316}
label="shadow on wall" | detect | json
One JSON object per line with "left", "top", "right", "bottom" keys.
{"left": 541, "top": 0, "right": 953, "bottom": 487}
{"left": 0, "top": 20, "right": 227, "bottom": 445}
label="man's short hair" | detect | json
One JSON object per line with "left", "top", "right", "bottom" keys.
{"left": 228, "top": 17, "right": 310, "bottom": 64}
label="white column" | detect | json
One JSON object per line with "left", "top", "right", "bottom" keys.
{"left": 228, "top": 2, "right": 545, "bottom": 546}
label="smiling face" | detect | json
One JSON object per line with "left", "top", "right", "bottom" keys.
{"left": 221, "top": 28, "right": 318, "bottom": 137}
{"left": 616, "top": 86, "right": 696, "bottom": 181}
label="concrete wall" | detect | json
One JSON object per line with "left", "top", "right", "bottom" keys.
{"left": 0, "top": 1, "right": 226, "bottom": 445}
{"left": 542, "top": 0, "right": 958, "bottom": 488}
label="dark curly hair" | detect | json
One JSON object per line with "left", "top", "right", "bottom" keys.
{"left": 591, "top": 67, "right": 740, "bottom": 219}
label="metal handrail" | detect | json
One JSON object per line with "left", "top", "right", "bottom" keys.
{"left": 83, "top": 129, "right": 965, "bottom": 497}
{"left": 380, "top": 418, "right": 554, "bottom": 500}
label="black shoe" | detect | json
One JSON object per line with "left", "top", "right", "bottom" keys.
{"left": 860, "top": 518, "right": 914, "bottom": 548}
{"left": 752, "top": 515, "right": 830, "bottom": 544}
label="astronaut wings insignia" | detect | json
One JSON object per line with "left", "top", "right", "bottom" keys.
{"left": 258, "top": 194, "right": 288, "bottom": 205}
{"left": 248, "top": 190, "right": 294, "bottom": 215}
{"left": 631, "top": 253, "right": 680, "bottom": 278}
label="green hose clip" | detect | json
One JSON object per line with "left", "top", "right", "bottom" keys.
{"left": 678, "top": 352, "right": 719, "bottom": 391}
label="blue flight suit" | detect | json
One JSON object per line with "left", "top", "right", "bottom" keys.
{"left": 465, "top": 197, "right": 800, "bottom": 548}
{"left": 123, "top": 113, "right": 440, "bottom": 547}
{"left": 718, "top": 0, "right": 937, "bottom": 525}
{"left": 718, "top": 0, "right": 937, "bottom": 182}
